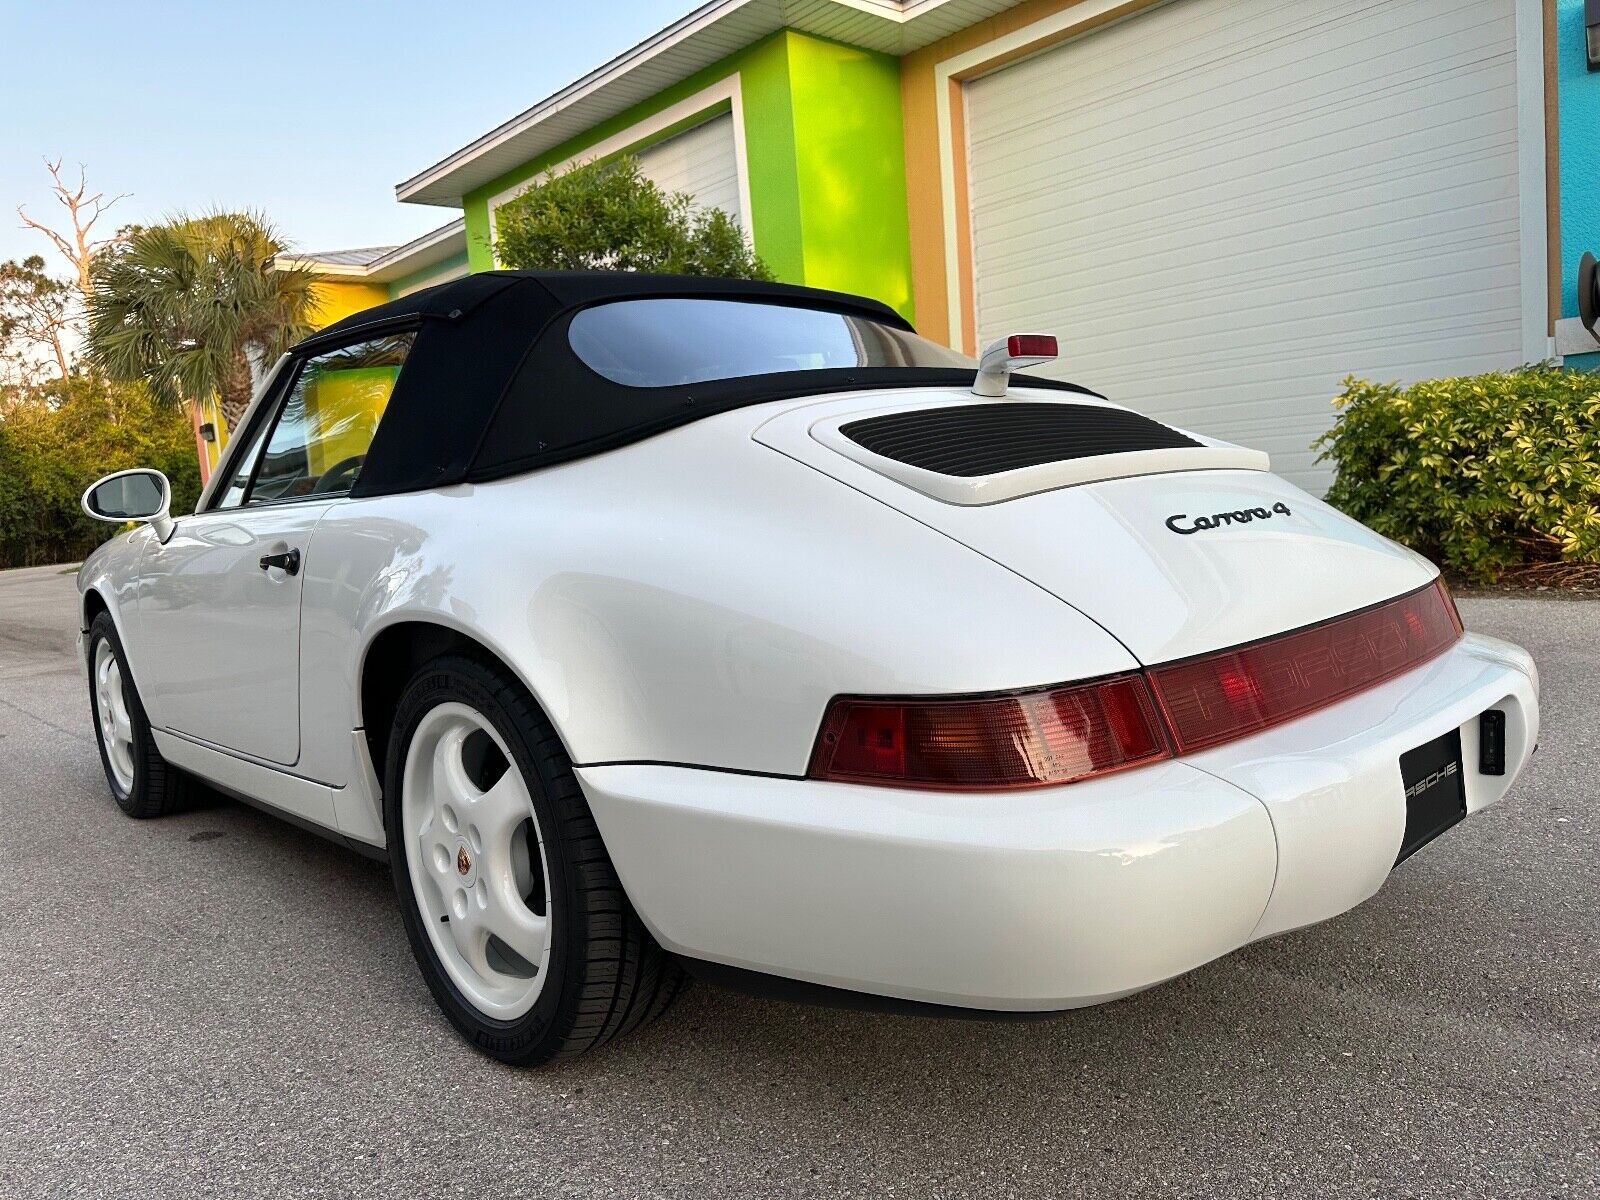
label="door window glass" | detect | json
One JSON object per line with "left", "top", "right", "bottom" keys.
{"left": 214, "top": 413, "right": 271, "bottom": 509}
{"left": 245, "top": 332, "right": 414, "bottom": 505}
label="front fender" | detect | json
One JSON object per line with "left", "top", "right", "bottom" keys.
{"left": 76, "top": 527, "right": 151, "bottom": 681}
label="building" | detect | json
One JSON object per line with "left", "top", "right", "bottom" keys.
{"left": 294, "top": 0, "right": 1600, "bottom": 493}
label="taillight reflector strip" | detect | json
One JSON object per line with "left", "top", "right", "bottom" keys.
{"left": 1147, "top": 579, "right": 1462, "bottom": 754}
{"left": 808, "top": 673, "right": 1170, "bottom": 791}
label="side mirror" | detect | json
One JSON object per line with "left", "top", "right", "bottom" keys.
{"left": 82, "top": 469, "right": 175, "bottom": 542}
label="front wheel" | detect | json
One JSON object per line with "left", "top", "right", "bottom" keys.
{"left": 385, "top": 654, "right": 685, "bottom": 1065}
{"left": 86, "top": 612, "right": 191, "bottom": 818}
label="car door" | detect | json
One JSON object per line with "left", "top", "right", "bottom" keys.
{"left": 137, "top": 331, "right": 416, "bottom": 765}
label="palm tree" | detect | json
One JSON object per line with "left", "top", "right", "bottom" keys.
{"left": 85, "top": 211, "right": 316, "bottom": 437}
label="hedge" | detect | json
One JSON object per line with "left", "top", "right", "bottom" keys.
{"left": 7, "top": 364, "right": 1594, "bottom": 582}
{"left": 1315, "top": 364, "right": 1600, "bottom": 581}
{"left": 0, "top": 376, "right": 201, "bottom": 569}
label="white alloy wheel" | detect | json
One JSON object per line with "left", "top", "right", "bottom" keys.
{"left": 93, "top": 638, "right": 136, "bottom": 795}
{"left": 401, "top": 701, "right": 553, "bottom": 1020}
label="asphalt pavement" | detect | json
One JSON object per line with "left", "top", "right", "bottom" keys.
{"left": 0, "top": 562, "right": 1595, "bottom": 1198}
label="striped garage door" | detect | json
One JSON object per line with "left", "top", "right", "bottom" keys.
{"left": 965, "top": 0, "right": 1527, "bottom": 491}
{"left": 637, "top": 112, "right": 743, "bottom": 227}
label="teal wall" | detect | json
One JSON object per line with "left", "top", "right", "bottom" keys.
{"left": 1558, "top": 0, "right": 1600, "bottom": 367}
{"left": 387, "top": 249, "right": 471, "bottom": 300}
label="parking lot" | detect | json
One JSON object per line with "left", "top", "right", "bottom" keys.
{"left": 0, "top": 561, "right": 1595, "bottom": 1198}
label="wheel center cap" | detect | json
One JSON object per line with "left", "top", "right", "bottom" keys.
{"left": 456, "top": 845, "right": 473, "bottom": 878}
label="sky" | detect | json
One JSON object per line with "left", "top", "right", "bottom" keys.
{"left": 1, "top": 0, "right": 696, "bottom": 269}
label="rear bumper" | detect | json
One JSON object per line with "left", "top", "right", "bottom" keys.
{"left": 1190, "top": 632, "right": 1537, "bottom": 941}
{"left": 578, "top": 634, "right": 1537, "bottom": 1012}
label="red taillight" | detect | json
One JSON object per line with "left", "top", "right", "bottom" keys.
{"left": 807, "top": 581, "right": 1461, "bottom": 790}
{"left": 1006, "top": 334, "right": 1057, "bottom": 359}
{"left": 1147, "top": 580, "right": 1462, "bottom": 754}
{"left": 807, "top": 673, "right": 1169, "bottom": 790}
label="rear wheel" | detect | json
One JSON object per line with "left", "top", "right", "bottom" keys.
{"left": 86, "top": 612, "right": 191, "bottom": 818}
{"left": 385, "top": 654, "right": 685, "bottom": 1065}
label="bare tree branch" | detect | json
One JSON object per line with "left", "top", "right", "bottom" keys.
{"left": 16, "top": 158, "right": 130, "bottom": 302}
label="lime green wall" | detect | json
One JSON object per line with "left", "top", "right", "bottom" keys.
{"left": 785, "top": 34, "right": 912, "bottom": 319}
{"left": 461, "top": 30, "right": 913, "bottom": 320}
{"left": 740, "top": 35, "right": 805, "bottom": 283}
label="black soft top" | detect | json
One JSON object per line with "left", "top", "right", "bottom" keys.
{"left": 296, "top": 270, "right": 1097, "bottom": 498}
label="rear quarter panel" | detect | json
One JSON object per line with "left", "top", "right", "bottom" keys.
{"left": 299, "top": 410, "right": 1139, "bottom": 782}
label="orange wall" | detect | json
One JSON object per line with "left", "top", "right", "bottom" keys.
{"left": 901, "top": 0, "right": 1163, "bottom": 351}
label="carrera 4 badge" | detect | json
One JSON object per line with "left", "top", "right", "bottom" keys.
{"left": 1166, "top": 501, "right": 1292, "bottom": 536}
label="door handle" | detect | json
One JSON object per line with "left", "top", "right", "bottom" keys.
{"left": 258, "top": 548, "right": 301, "bottom": 576}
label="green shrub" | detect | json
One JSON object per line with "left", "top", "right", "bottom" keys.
{"left": 494, "top": 154, "right": 771, "bottom": 280}
{"left": 1314, "top": 364, "right": 1600, "bottom": 580}
{"left": 0, "top": 376, "right": 200, "bottom": 569}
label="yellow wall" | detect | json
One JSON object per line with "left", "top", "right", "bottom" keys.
{"left": 197, "top": 276, "right": 388, "bottom": 475}
{"left": 301, "top": 365, "right": 400, "bottom": 475}
{"left": 309, "top": 279, "right": 390, "bottom": 328}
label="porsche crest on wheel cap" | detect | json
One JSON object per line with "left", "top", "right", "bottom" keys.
{"left": 456, "top": 847, "right": 472, "bottom": 876}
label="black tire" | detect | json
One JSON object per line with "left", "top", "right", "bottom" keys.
{"left": 86, "top": 611, "right": 192, "bottom": 819}
{"left": 384, "top": 653, "right": 686, "bottom": 1065}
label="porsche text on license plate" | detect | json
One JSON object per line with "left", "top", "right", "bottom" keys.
{"left": 1397, "top": 727, "right": 1467, "bottom": 863}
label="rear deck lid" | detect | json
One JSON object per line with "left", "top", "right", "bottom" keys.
{"left": 754, "top": 389, "right": 1433, "bottom": 663}
{"left": 812, "top": 396, "right": 1266, "bottom": 504}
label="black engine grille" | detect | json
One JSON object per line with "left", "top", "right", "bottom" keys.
{"left": 839, "top": 402, "right": 1199, "bottom": 478}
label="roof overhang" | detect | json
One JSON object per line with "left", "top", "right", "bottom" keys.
{"left": 280, "top": 219, "right": 467, "bottom": 284}
{"left": 396, "top": 0, "right": 1022, "bottom": 207}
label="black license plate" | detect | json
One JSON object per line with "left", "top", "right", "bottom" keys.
{"left": 1397, "top": 727, "right": 1467, "bottom": 863}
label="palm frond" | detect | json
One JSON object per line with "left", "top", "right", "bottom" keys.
{"left": 85, "top": 209, "right": 316, "bottom": 410}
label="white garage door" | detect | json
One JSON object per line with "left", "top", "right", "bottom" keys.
{"left": 637, "top": 112, "right": 743, "bottom": 226}
{"left": 966, "top": 0, "right": 1527, "bottom": 490}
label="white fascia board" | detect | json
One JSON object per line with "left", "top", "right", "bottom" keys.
{"left": 394, "top": 0, "right": 994, "bottom": 208}
{"left": 365, "top": 219, "right": 469, "bottom": 282}
{"left": 274, "top": 258, "right": 381, "bottom": 278}
{"left": 396, "top": 0, "right": 767, "bottom": 206}
{"left": 281, "top": 220, "right": 469, "bottom": 285}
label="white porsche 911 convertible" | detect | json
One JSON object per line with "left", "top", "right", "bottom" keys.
{"left": 78, "top": 271, "right": 1539, "bottom": 1065}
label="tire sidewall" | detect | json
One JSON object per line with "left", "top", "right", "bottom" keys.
{"left": 384, "top": 658, "right": 580, "bottom": 1060}
{"left": 87, "top": 613, "right": 140, "bottom": 812}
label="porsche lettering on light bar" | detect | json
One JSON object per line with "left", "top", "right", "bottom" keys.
{"left": 808, "top": 581, "right": 1463, "bottom": 789}
{"left": 1147, "top": 580, "right": 1462, "bottom": 754}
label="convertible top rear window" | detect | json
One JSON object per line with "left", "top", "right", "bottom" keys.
{"left": 568, "top": 298, "right": 972, "bottom": 387}
{"left": 279, "top": 271, "right": 1099, "bottom": 499}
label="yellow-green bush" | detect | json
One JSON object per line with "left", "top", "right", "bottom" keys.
{"left": 0, "top": 376, "right": 200, "bottom": 568}
{"left": 1315, "top": 365, "right": 1600, "bottom": 580}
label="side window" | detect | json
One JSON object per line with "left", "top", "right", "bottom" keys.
{"left": 214, "top": 424, "right": 267, "bottom": 509}
{"left": 213, "top": 373, "right": 290, "bottom": 509}
{"left": 241, "top": 332, "right": 415, "bottom": 506}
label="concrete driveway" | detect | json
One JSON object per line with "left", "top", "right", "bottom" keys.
{"left": 1, "top": 562, "right": 1595, "bottom": 1198}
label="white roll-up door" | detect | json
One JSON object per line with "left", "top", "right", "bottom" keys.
{"left": 965, "top": 0, "right": 1526, "bottom": 490}
{"left": 637, "top": 112, "right": 743, "bottom": 226}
